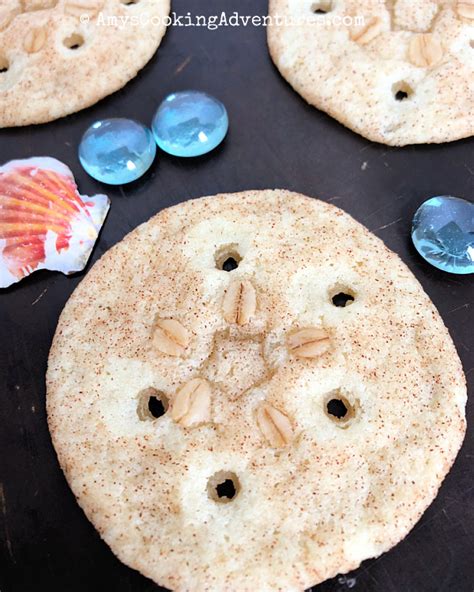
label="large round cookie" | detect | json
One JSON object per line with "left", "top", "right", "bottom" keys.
{"left": 268, "top": 0, "right": 474, "bottom": 146}
{"left": 47, "top": 190, "right": 466, "bottom": 591}
{"left": 0, "top": 0, "right": 169, "bottom": 127}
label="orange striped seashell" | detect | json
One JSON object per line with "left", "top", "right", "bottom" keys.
{"left": 0, "top": 157, "right": 110, "bottom": 288}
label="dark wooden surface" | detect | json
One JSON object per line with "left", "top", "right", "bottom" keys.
{"left": 1, "top": 1, "right": 473, "bottom": 591}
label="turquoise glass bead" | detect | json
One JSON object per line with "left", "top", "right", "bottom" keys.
{"left": 152, "top": 91, "right": 228, "bottom": 157}
{"left": 79, "top": 118, "right": 156, "bottom": 185}
{"left": 412, "top": 196, "right": 474, "bottom": 274}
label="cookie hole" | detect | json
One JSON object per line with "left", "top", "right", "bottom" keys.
{"left": 395, "top": 90, "right": 408, "bottom": 101}
{"left": 121, "top": 0, "right": 138, "bottom": 4}
{"left": 331, "top": 291, "right": 355, "bottom": 307}
{"left": 0, "top": 56, "right": 9, "bottom": 74}
{"left": 392, "top": 81, "right": 413, "bottom": 101}
{"left": 63, "top": 33, "right": 84, "bottom": 50}
{"left": 207, "top": 471, "right": 240, "bottom": 503}
{"left": 137, "top": 387, "right": 169, "bottom": 421}
{"left": 148, "top": 396, "right": 166, "bottom": 418}
{"left": 215, "top": 245, "right": 242, "bottom": 272}
{"left": 311, "top": 0, "right": 333, "bottom": 14}
{"left": 217, "top": 479, "right": 236, "bottom": 498}
{"left": 324, "top": 392, "right": 357, "bottom": 427}
{"left": 327, "top": 398, "right": 348, "bottom": 418}
{"left": 222, "top": 257, "right": 239, "bottom": 272}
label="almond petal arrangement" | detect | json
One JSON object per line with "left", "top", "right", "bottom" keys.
{"left": 0, "top": 157, "right": 109, "bottom": 288}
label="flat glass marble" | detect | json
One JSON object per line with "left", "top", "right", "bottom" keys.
{"left": 152, "top": 91, "right": 228, "bottom": 157}
{"left": 79, "top": 118, "right": 156, "bottom": 185}
{"left": 412, "top": 196, "right": 474, "bottom": 274}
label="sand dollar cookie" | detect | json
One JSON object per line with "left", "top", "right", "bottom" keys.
{"left": 47, "top": 190, "right": 466, "bottom": 591}
{"left": 0, "top": 0, "right": 169, "bottom": 127}
{"left": 268, "top": 0, "right": 474, "bottom": 145}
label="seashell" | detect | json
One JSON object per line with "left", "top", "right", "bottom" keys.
{"left": 0, "top": 157, "right": 110, "bottom": 288}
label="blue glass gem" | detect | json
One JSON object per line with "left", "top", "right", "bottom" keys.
{"left": 79, "top": 118, "right": 156, "bottom": 185}
{"left": 152, "top": 91, "right": 228, "bottom": 157}
{"left": 412, "top": 196, "right": 474, "bottom": 274}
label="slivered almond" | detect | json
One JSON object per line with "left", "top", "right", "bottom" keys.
{"left": 408, "top": 34, "right": 443, "bottom": 68}
{"left": 0, "top": 6, "right": 20, "bottom": 32}
{"left": 64, "top": 0, "right": 103, "bottom": 18}
{"left": 171, "top": 378, "right": 211, "bottom": 428}
{"left": 457, "top": 0, "right": 474, "bottom": 19}
{"left": 152, "top": 318, "right": 189, "bottom": 357}
{"left": 223, "top": 279, "right": 256, "bottom": 326}
{"left": 23, "top": 0, "right": 58, "bottom": 10}
{"left": 287, "top": 327, "right": 330, "bottom": 359}
{"left": 350, "top": 17, "right": 383, "bottom": 45}
{"left": 24, "top": 26, "right": 47, "bottom": 53}
{"left": 256, "top": 403, "right": 294, "bottom": 448}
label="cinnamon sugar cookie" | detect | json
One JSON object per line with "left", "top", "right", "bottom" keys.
{"left": 47, "top": 190, "right": 466, "bottom": 590}
{"left": 0, "top": 0, "right": 169, "bottom": 126}
{"left": 268, "top": 0, "right": 474, "bottom": 145}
